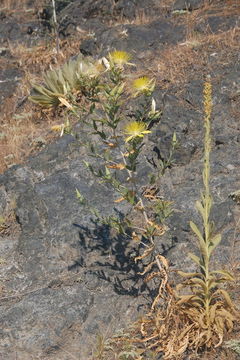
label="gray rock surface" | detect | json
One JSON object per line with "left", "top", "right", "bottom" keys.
{"left": 0, "top": 1, "right": 240, "bottom": 359}
{"left": 1, "top": 68, "right": 239, "bottom": 357}
{"left": 80, "top": 19, "right": 186, "bottom": 57}
{"left": 0, "top": 135, "right": 146, "bottom": 359}
{"left": 173, "top": 0, "right": 205, "bottom": 11}
{"left": 0, "top": 68, "right": 22, "bottom": 105}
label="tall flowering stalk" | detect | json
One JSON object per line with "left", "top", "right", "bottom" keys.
{"left": 132, "top": 79, "right": 237, "bottom": 360}
{"left": 175, "top": 78, "right": 236, "bottom": 349}
{"left": 201, "top": 79, "right": 213, "bottom": 322}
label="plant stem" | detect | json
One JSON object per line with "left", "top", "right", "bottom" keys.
{"left": 120, "top": 150, "right": 154, "bottom": 247}
{"left": 51, "top": 0, "right": 59, "bottom": 56}
{"left": 202, "top": 78, "right": 213, "bottom": 323}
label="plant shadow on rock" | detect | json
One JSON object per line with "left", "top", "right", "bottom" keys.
{"left": 70, "top": 216, "right": 176, "bottom": 301}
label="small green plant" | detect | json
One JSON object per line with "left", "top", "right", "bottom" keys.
{"left": 71, "top": 50, "right": 168, "bottom": 253}
{"left": 158, "top": 132, "right": 178, "bottom": 175}
{"left": 93, "top": 334, "right": 114, "bottom": 360}
{"left": 30, "top": 51, "right": 174, "bottom": 280}
{"left": 224, "top": 339, "right": 240, "bottom": 355}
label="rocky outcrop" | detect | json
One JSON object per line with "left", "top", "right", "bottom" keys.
{"left": 0, "top": 1, "right": 239, "bottom": 359}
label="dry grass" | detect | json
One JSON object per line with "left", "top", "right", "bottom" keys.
{"left": 142, "top": 0, "right": 240, "bottom": 87}
{"left": 0, "top": 37, "right": 82, "bottom": 173}
{"left": 0, "top": 0, "right": 47, "bottom": 21}
{"left": 0, "top": 0, "right": 46, "bottom": 11}
{"left": 107, "top": 0, "right": 176, "bottom": 26}
{"left": 142, "top": 25, "right": 240, "bottom": 90}
{"left": 108, "top": 0, "right": 240, "bottom": 27}
{"left": 108, "top": 9, "right": 160, "bottom": 26}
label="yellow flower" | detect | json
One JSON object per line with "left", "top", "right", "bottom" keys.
{"left": 108, "top": 50, "right": 132, "bottom": 68}
{"left": 124, "top": 121, "right": 151, "bottom": 142}
{"left": 132, "top": 76, "right": 155, "bottom": 96}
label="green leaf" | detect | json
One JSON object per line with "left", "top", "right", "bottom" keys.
{"left": 90, "top": 103, "right": 95, "bottom": 113}
{"left": 195, "top": 200, "right": 205, "bottom": 219}
{"left": 190, "top": 221, "right": 204, "bottom": 242}
{"left": 187, "top": 277, "right": 207, "bottom": 290}
{"left": 178, "top": 270, "right": 201, "bottom": 278}
{"left": 95, "top": 130, "right": 106, "bottom": 140}
{"left": 208, "top": 233, "right": 222, "bottom": 255}
{"left": 75, "top": 189, "right": 86, "bottom": 205}
{"left": 105, "top": 166, "right": 110, "bottom": 176}
{"left": 188, "top": 252, "right": 201, "bottom": 266}
{"left": 190, "top": 221, "right": 207, "bottom": 257}
{"left": 93, "top": 121, "right": 97, "bottom": 131}
{"left": 116, "top": 82, "right": 125, "bottom": 96}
